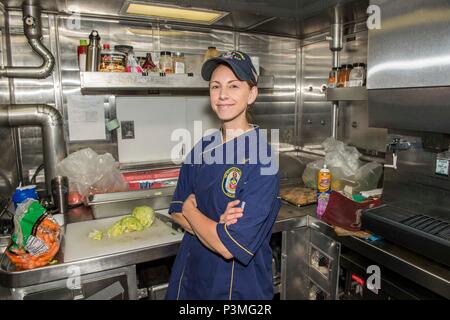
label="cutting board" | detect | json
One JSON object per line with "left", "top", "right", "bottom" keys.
{"left": 280, "top": 186, "right": 317, "bottom": 206}
{"left": 64, "top": 210, "right": 183, "bottom": 263}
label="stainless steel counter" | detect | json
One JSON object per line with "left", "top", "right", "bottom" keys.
{"left": 1, "top": 202, "right": 449, "bottom": 299}
{"left": 0, "top": 203, "right": 314, "bottom": 289}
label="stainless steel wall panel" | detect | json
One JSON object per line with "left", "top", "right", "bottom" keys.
{"left": 257, "top": 92, "right": 296, "bottom": 103}
{"left": 4, "top": 8, "right": 298, "bottom": 174}
{"left": 239, "top": 33, "right": 298, "bottom": 145}
{"left": 252, "top": 102, "right": 296, "bottom": 115}
{"left": 57, "top": 16, "right": 124, "bottom": 160}
{"left": 367, "top": 0, "right": 450, "bottom": 90}
{"left": 0, "top": 6, "right": 17, "bottom": 198}
{"left": 6, "top": 11, "right": 58, "bottom": 182}
{"left": 281, "top": 227, "right": 311, "bottom": 300}
{"left": 339, "top": 31, "right": 387, "bottom": 153}
{"left": 300, "top": 41, "right": 331, "bottom": 147}
{"left": 0, "top": 9, "right": 9, "bottom": 106}
{"left": 368, "top": 87, "right": 450, "bottom": 135}
{"left": 383, "top": 131, "right": 450, "bottom": 219}
{"left": 6, "top": 11, "right": 55, "bottom": 87}
{"left": 342, "top": 100, "right": 387, "bottom": 153}
{"left": 367, "top": 0, "right": 450, "bottom": 135}
{"left": 300, "top": 30, "right": 387, "bottom": 153}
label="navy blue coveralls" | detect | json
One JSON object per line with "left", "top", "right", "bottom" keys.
{"left": 166, "top": 126, "right": 281, "bottom": 300}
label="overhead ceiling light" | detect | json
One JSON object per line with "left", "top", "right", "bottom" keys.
{"left": 128, "top": 28, "right": 193, "bottom": 37}
{"left": 123, "top": 2, "right": 228, "bottom": 25}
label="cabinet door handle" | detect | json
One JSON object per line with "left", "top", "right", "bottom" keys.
{"left": 310, "top": 222, "right": 320, "bottom": 230}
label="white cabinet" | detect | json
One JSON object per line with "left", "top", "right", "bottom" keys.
{"left": 116, "top": 96, "right": 220, "bottom": 165}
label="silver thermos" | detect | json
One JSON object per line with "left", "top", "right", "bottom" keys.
{"left": 51, "top": 176, "right": 69, "bottom": 214}
{"left": 86, "top": 30, "right": 101, "bottom": 71}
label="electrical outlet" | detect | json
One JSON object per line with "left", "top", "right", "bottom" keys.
{"left": 436, "top": 156, "right": 450, "bottom": 176}
{"left": 121, "top": 121, "right": 135, "bottom": 139}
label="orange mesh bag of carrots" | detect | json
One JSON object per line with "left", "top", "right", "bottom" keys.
{"left": 5, "top": 199, "right": 61, "bottom": 270}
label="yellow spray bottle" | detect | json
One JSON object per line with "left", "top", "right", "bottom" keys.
{"left": 317, "top": 164, "right": 332, "bottom": 192}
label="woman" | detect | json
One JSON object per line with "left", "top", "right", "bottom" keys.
{"left": 166, "top": 50, "right": 280, "bottom": 300}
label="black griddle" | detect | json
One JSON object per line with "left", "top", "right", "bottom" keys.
{"left": 361, "top": 204, "right": 450, "bottom": 267}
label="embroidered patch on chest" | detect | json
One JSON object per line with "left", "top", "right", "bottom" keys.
{"left": 222, "top": 167, "right": 242, "bottom": 198}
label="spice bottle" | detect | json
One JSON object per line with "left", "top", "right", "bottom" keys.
{"left": 204, "top": 46, "right": 220, "bottom": 62}
{"left": 337, "top": 64, "right": 353, "bottom": 88}
{"left": 159, "top": 51, "right": 173, "bottom": 73}
{"left": 327, "top": 67, "right": 338, "bottom": 89}
{"left": 173, "top": 52, "right": 186, "bottom": 74}
{"left": 348, "top": 63, "right": 366, "bottom": 87}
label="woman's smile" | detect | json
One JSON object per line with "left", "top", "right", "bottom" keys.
{"left": 216, "top": 103, "right": 236, "bottom": 113}
{"left": 209, "top": 64, "right": 257, "bottom": 123}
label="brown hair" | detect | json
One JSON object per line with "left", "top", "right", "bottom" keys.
{"left": 246, "top": 80, "right": 256, "bottom": 123}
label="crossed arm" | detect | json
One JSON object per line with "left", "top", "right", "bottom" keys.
{"left": 171, "top": 194, "right": 243, "bottom": 260}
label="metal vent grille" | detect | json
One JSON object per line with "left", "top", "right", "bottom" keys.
{"left": 401, "top": 215, "right": 450, "bottom": 241}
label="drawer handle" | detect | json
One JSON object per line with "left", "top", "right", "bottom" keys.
{"left": 310, "top": 222, "right": 320, "bottom": 230}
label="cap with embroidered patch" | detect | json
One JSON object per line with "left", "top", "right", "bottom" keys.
{"left": 201, "top": 50, "right": 258, "bottom": 85}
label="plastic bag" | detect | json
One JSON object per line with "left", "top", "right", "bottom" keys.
{"left": 302, "top": 159, "right": 324, "bottom": 189}
{"left": 353, "top": 162, "right": 383, "bottom": 192}
{"left": 56, "top": 148, "right": 129, "bottom": 204}
{"left": 6, "top": 200, "right": 61, "bottom": 270}
{"left": 302, "top": 138, "right": 382, "bottom": 192}
{"left": 322, "top": 137, "right": 361, "bottom": 178}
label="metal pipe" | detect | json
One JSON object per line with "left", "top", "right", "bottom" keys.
{"left": 0, "top": 104, "right": 67, "bottom": 193}
{"left": 329, "top": 6, "right": 343, "bottom": 139}
{"left": 329, "top": 23, "right": 343, "bottom": 53}
{"left": 331, "top": 102, "right": 339, "bottom": 138}
{"left": 332, "top": 51, "right": 340, "bottom": 69}
{"left": 4, "top": 5, "right": 24, "bottom": 187}
{"left": 0, "top": 0, "right": 55, "bottom": 78}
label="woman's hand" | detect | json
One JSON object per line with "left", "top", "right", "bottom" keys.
{"left": 220, "top": 200, "right": 244, "bottom": 226}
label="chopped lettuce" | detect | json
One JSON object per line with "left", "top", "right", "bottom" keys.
{"left": 89, "top": 229, "right": 104, "bottom": 240}
{"left": 107, "top": 220, "right": 125, "bottom": 238}
{"left": 119, "top": 216, "right": 144, "bottom": 233}
{"left": 132, "top": 206, "right": 155, "bottom": 228}
{"left": 90, "top": 206, "right": 156, "bottom": 240}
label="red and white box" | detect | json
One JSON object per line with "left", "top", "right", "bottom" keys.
{"left": 122, "top": 168, "right": 180, "bottom": 191}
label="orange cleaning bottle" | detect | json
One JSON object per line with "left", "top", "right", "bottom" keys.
{"left": 317, "top": 164, "right": 332, "bottom": 192}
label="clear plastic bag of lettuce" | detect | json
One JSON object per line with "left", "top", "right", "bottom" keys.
{"left": 56, "top": 148, "right": 129, "bottom": 205}
{"left": 322, "top": 137, "right": 362, "bottom": 179}
{"left": 5, "top": 199, "right": 61, "bottom": 270}
{"left": 302, "top": 159, "right": 324, "bottom": 189}
{"left": 352, "top": 162, "right": 383, "bottom": 192}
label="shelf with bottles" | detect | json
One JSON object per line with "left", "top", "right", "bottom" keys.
{"left": 325, "top": 62, "right": 367, "bottom": 101}
{"left": 79, "top": 72, "right": 275, "bottom": 92}
{"left": 325, "top": 87, "right": 368, "bottom": 101}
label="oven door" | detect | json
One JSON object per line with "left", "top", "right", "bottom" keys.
{"left": 338, "top": 249, "right": 444, "bottom": 300}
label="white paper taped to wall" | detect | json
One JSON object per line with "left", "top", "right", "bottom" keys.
{"left": 67, "top": 95, "right": 106, "bottom": 141}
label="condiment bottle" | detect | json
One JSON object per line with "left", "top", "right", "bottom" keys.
{"left": 317, "top": 164, "right": 332, "bottom": 192}
{"left": 348, "top": 63, "right": 366, "bottom": 87}
{"left": 159, "top": 51, "right": 173, "bottom": 73}
{"left": 327, "top": 67, "right": 338, "bottom": 88}
{"left": 99, "top": 44, "right": 127, "bottom": 72}
{"left": 77, "top": 39, "right": 88, "bottom": 72}
{"left": 338, "top": 64, "right": 353, "bottom": 88}
{"left": 203, "top": 46, "right": 220, "bottom": 62}
{"left": 173, "top": 52, "right": 186, "bottom": 74}
{"left": 142, "top": 53, "right": 158, "bottom": 72}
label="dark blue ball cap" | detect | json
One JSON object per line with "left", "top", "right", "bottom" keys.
{"left": 201, "top": 50, "right": 258, "bottom": 85}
